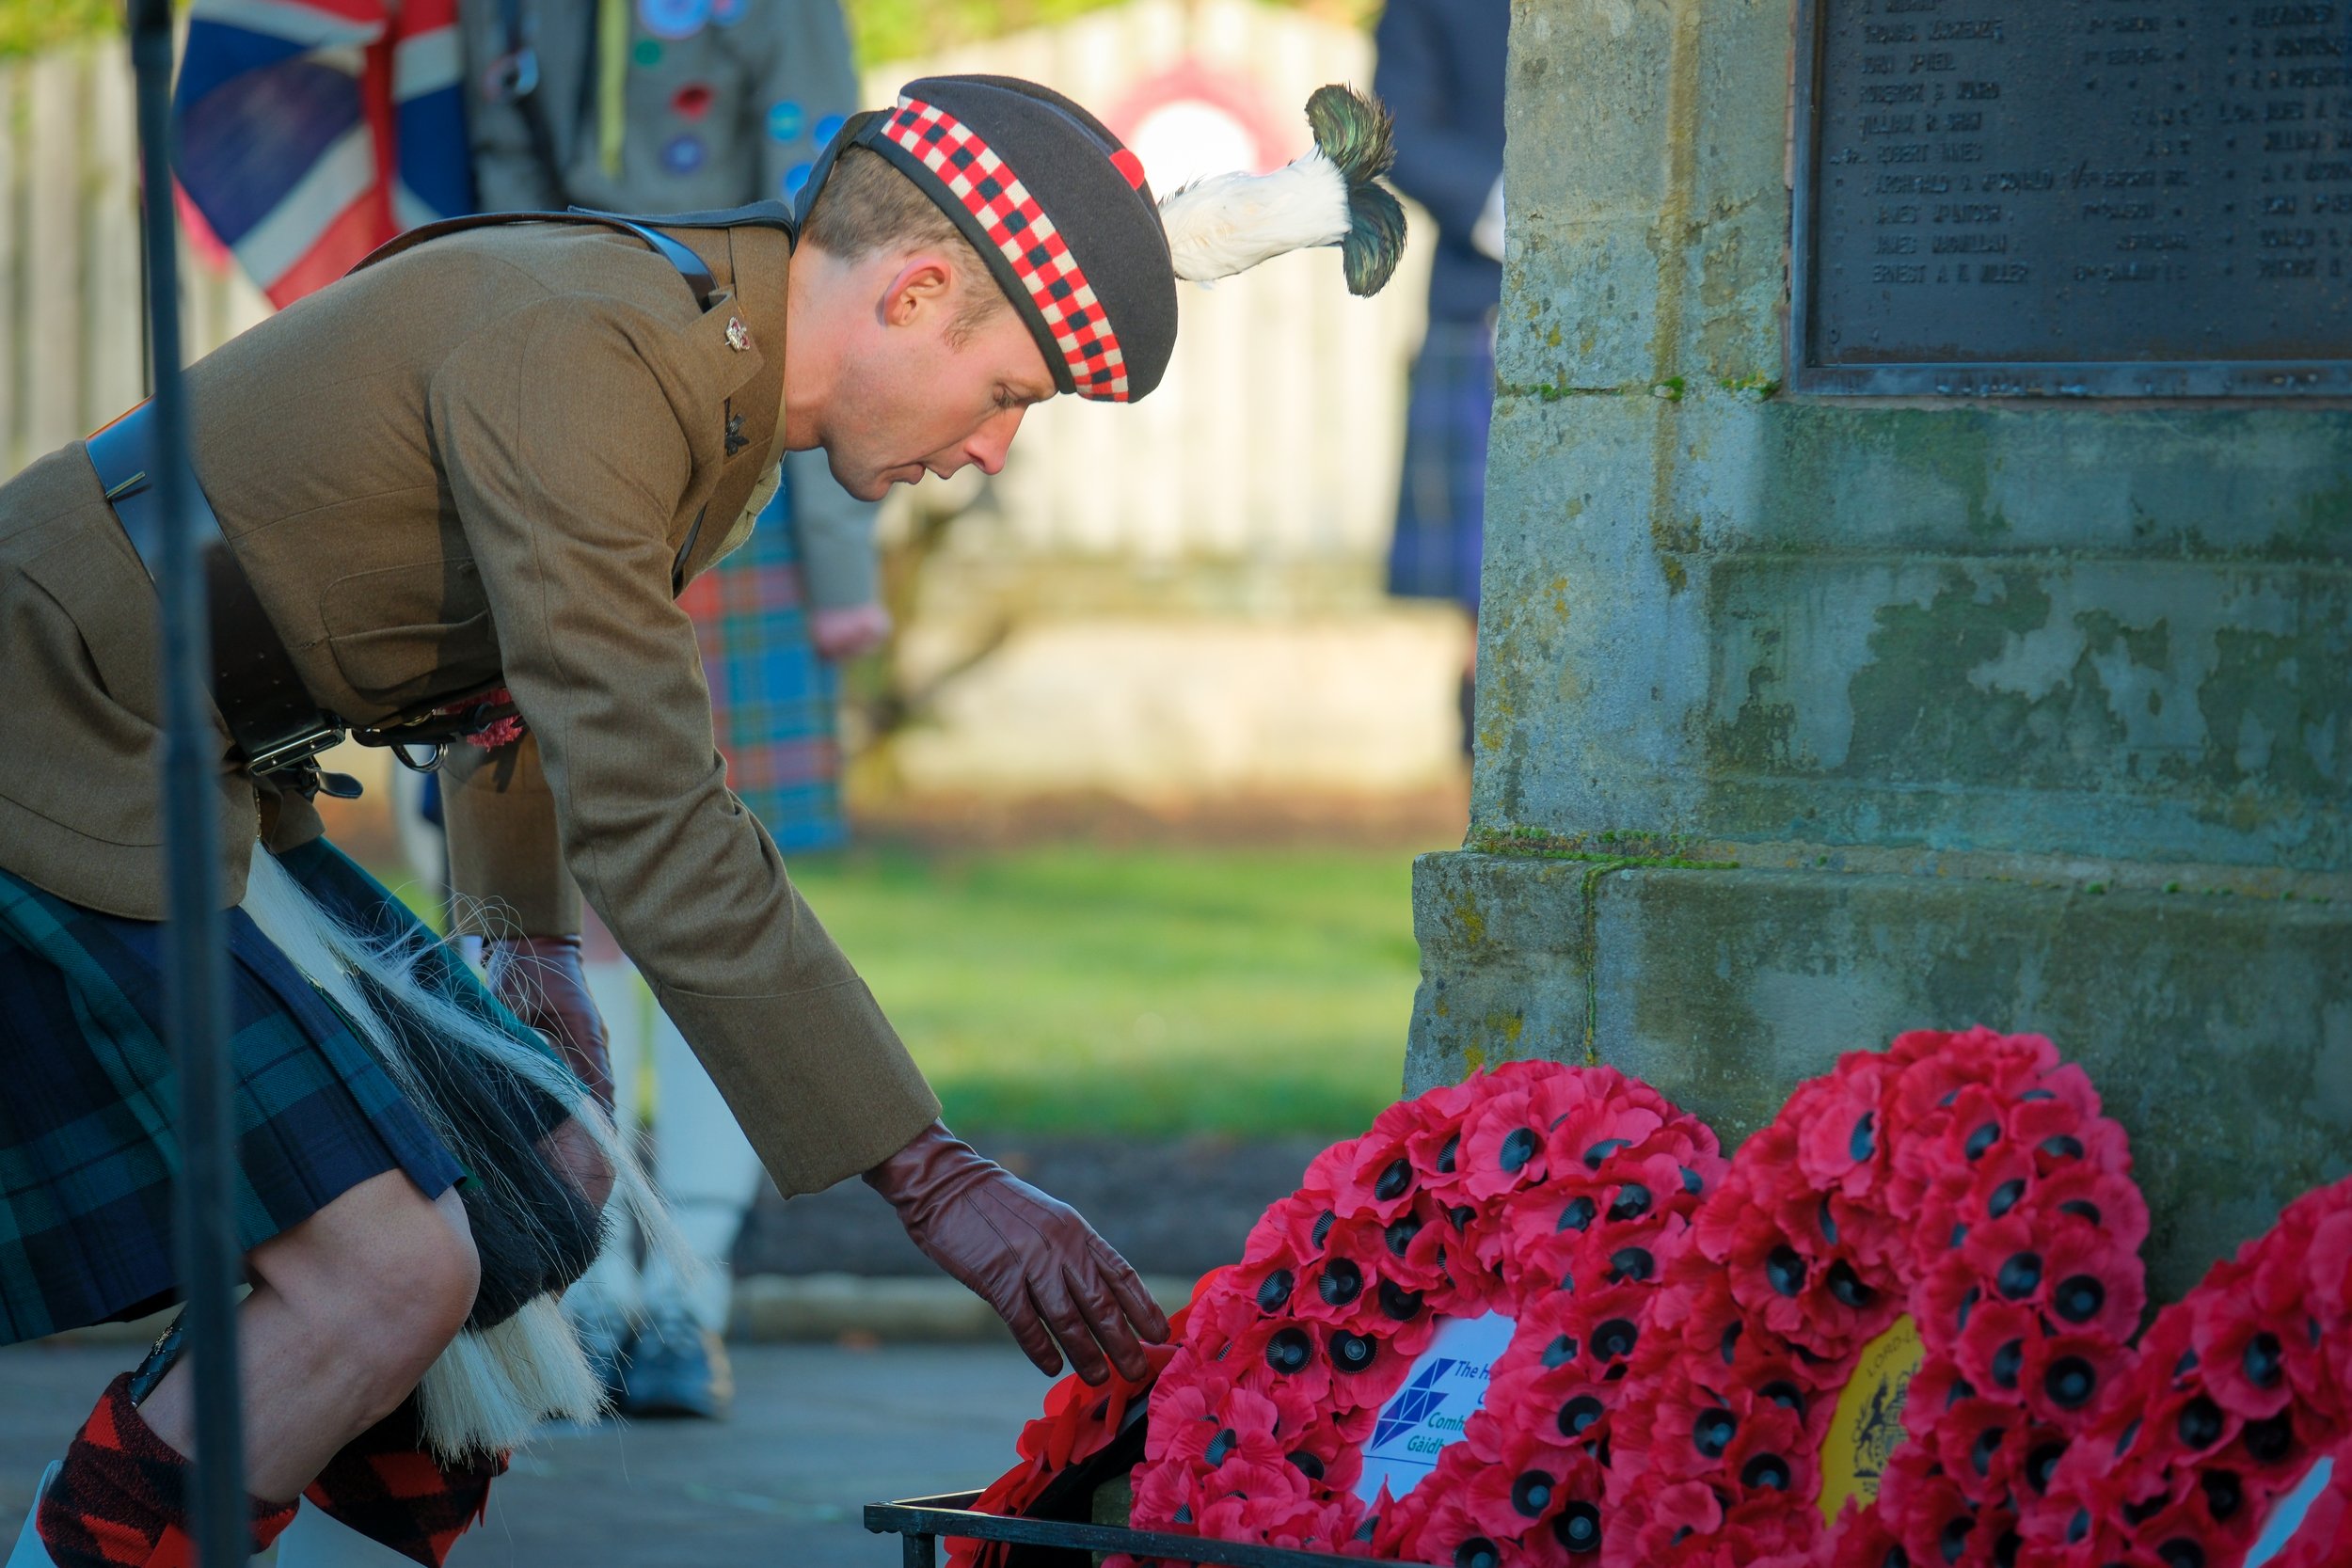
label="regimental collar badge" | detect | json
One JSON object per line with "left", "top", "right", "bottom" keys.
{"left": 724, "top": 315, "right": 752, "bottom": 353}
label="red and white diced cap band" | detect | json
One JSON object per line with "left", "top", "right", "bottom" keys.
{"left": 881, "top": 96, "right": 1132, "bottom": 403}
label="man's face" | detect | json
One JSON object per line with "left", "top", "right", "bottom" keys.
{"left": 816, "top": 258, "right": 1058, "bottom": 501}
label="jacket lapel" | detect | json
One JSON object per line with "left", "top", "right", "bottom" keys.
{"left": 662, "top": 223, "right": 790, "bottom": 587}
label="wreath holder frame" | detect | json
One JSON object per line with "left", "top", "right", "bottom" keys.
{"left": 868, "top": 1489, "right": 1431, "bottom": 1567}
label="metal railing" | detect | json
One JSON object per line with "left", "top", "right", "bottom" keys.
{"left": 126, "top": 4, "right": 246, "bottom": 1561}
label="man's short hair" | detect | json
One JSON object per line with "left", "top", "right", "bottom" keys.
{"left": 801, "top": 147, "right": 1011, "bottom": 343}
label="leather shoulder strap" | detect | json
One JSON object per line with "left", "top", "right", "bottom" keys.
{"left": 348, "top": 209, "right": 739, "bottom": 309}
{"left": 586, "top": 198, "right": 802, "bottom": 235}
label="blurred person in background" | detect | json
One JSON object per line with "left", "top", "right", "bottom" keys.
{"left": 454, "top": 0, "right": 890, "bottom": 1421}
{"left": 1373, "top": 0, "right": 1508, "bottom": 757}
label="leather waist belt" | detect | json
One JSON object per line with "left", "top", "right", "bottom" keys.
{"left": 86, "top": 404, "right": 346, "bottom": 778}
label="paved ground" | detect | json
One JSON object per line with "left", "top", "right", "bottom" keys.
{"left": 2, "top": 1339, "right": 1054, "bottom": 1567}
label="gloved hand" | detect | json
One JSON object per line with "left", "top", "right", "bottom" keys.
{"left": 866, "top": 1121, "right": 1169, "bottom": 1383}
{"left": 484, "top": 934, "right": 614, "bottom": 1110}
{"left": 810, "top": 602, "right": 892, "bottom": 661}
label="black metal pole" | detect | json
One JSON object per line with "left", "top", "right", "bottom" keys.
{"left": 129, "top": 5, "right": 247, "bottom": 1564}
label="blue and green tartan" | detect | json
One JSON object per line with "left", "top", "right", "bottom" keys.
{"left": 1386, "top": 318, "right": 1498, "bottom": 613}
{"left": 677, "top": 479, "right": 847, "bottom": 854}
{"left": 0, "top": 839, "right": 470, "bottom": 1346}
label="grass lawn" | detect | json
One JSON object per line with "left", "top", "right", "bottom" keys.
{"left": 787, "top": 844, "right": 1422, "bottom": 1138}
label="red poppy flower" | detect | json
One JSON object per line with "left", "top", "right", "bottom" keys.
{"left": 1147, "top": 1378, "right": 1241, "bottom": 1471}
{"left": 1290, "top": 1215, "right": 1393, "bottom": 1335}
{"left": 1789, "top": 1054, "right": 1897, "bottom": 1200}
{"left": 2026, "top": 1223, "right": 2147, "bottom": 1346}
{"left": 1404, "top": 1096, "right": 1480, "bottom": 1189}
{"left": 1213, "top": 1317, "right": 1333, "bottom": 1408}
{"left": 2206, "top": 1387, "right": 2315, "bottom": 1486}
{"left": 1195, "top": 1469, "right": 1347, "bottom": 1552}
{"left": 1242, "top": 1194, "right": 1327, "bottom": 1268}
{"left": 1126, "top": 1450, "right": 1203, "bottom": 1533}
{"left": 2187, "top": 1290, "right": 2304, "bottom": 1423}
{"left": 1616, "top": 1477, "right": 1725, "bottom": 1565}
{"left": 1929, "top": 1390, "right": 2033, "bottom": 1505}
{"left": 1822, "top": 1500, "right": 1905, "bottom": 1568}
{"left": 2016, "top": 1057, "right": 2106, "bottom": 1121}
{"left": 1455, "top": 1084, "right": 1559, "bottom": 1203}
{"left": 1880, "top": 1451, "right": 1999, "bottom": 1568}
{"left": 1949, "top": 1296, "right": 2041, "bottom": 1401}
{"left": 1163, "top": 1386, "right": 1303, "bottom": 1481}
{"left": 1711, "top": 1390, "right": 1817, "bottom": 1506}
{"left": 1644, "top": 1264, "right": 1750, "bottom": 1368}
{"left": 1530, "top": 1091, "right": 1671, "bottom": 1199}
{"left": 1899, "top": 1080, "right": 2029, "bottom": 1196}
{"left": 1272, "top": 1404, "right": 1366, "bottom": 1497}
{"left": 1450, "top": 1431, "right": 1599, "bottom": 1545}
{"left": 1339, "top": 1124, "right": 1432, "bottom": 1227}
{"left": 1407, "top": 1481, "right": 1513, "bottom": 1568}
{"left": 2128, "top": 1489, "right": 2242, "bottom": 1568}
{"left": 1706, "top": 1202, "right": 1889, "bottom": 1355}
{"left": 1712, "top": 1487, "right": 1827, "bottom": 1567}
{"left": 1300, "top": 1136, "right": 1367, "bottom": 1204}
{"left": 2305, "top": 1199, "right": 2352, "bottom": 1323}
{"left": 1636, "top": 1386, "right": 1738, "bottom": 1486}
{"left": 1365, "top": 1082, "right": 1463, "bottom": 1152}
{"left": 2127, "top": 1381, "right": 2246, "bottom": 1478}
{"left": 2020, "top": 1162, "right": 2153, "bottom": 1257}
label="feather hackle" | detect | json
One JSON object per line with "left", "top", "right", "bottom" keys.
{"left": 1152, "top": 82, "right": 1406, "bottom": 296}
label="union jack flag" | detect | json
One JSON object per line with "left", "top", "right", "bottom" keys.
{"left": 173, "top": 0, "right": 474, "bottom": 307}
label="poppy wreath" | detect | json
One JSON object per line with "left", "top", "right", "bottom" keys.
{"left": 947, "top": 1288, "right": 1215, "bottom": 1568}
{"left": 1114, "top": 1059, "right": 1731, "bottom": 1566}
{"left": 2020, "top": 1173, "right": 2352, "bottom": 1568}
{"left": 1602, "top": 1026, "right": 2154, "bottom": 1568}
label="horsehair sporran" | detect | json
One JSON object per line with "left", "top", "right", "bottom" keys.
{"left": 237, "top": 846, "right": 689, "bottom": 1461}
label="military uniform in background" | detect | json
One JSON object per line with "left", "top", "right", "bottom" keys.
{"left": 1374, "top": 0, "right": 1508, "bottom": 759}
{"left": 460, "top": 0, "right": 880, "bottom": 615}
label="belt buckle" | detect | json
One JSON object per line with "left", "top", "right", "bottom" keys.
{"left": 245, "top": 721, "right": 347, "bottom": 778}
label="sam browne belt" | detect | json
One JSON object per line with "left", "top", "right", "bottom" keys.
{"left": 81, "top": 208, "right": 741, "bottom": 784}
{"left": 85, "top": 403, "right": 346, "bottom": 779}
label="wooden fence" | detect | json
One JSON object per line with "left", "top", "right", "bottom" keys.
{"left": 0, "top": 38, "right": 272, "bottom": 478}
{"left": 872, "top": 0, "right": 1431, "bottom": 571}
{"left": 0, "top": 0, "right": 1429, "bottom": 572}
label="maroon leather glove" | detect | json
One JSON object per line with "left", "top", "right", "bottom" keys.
{"left": 484, "top": 934, "right": 614, "bottom": 1111}
{"left": 866, "top": 1122, "right": 1170, "bottom": 1383}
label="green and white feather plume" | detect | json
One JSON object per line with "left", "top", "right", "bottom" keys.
{"left": 1155, "top": 83, "right": 1407, "bottom": 297}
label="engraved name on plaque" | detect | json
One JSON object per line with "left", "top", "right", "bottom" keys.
{"left": 1791, "top": 0, "right": 2352, "bottom": 394}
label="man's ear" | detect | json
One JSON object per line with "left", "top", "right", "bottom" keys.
{"left": 881, "top": 256, "right": 957, "bottom": 327}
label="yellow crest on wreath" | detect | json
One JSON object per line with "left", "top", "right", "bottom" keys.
{"left": 1820, "top": 1315, "right": 1924, "bottom": 1526}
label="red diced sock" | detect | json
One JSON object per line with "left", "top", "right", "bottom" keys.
{"left": 300, "top": 1395, "right": 504, "bottom": 1568}
{"left": 37, "top": 1374, "right": 296, "bottom": 1568}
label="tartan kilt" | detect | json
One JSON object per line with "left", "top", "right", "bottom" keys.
{"left": 1386, "top": 316, "right": 1499, "bottom": 613}
{"left": 677, "top": 476, "right": 846, "bottom": 853}
{"left": 0, "top": 838, "right": 573, "bottom": 1347}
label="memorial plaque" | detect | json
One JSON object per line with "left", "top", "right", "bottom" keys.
{"left": 1791, "top": 0, "right": 2352, "bottom": 394}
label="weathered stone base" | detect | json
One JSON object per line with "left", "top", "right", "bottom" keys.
{"left": 1407, "top": 849, "right": 2352, "bottom": 1302}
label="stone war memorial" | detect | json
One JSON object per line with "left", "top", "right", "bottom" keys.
{"left": 1408, "top": 0, "right": 2352, "bottom": 1305}
{"left": 931, "top": 10, "right": 2352, "bottom": 1568}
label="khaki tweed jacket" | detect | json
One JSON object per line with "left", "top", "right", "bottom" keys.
{"left": 0, "top": 218, "right": 939, "bottom": 1196}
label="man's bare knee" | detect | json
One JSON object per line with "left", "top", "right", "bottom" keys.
{"left": 420, "top": 1185, "right": 483, "bottom": 1334}
{"left": 251, "top": 1170, "right": 479, "bottom": 1402}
